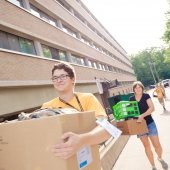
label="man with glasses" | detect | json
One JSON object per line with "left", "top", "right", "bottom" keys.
{"left": 41, "top": 62, "right": 111, "bottom": 159}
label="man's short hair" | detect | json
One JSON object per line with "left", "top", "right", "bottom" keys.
{"left": 52, "top": 62, "right": 75, "bottom": 79}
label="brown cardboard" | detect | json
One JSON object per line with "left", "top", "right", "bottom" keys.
{"left": 0, "top": 111, "right": 101, "bottom": 170}
{"left": 116, "top": 119, "right": 148, "bottom": 135}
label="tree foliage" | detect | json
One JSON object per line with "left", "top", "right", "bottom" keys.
{"left": 130, "top": 48, "right": 170, "bottom": 87}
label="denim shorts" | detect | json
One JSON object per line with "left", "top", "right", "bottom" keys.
{"left": 137, "top": 121, "right": 158, "bottom": 138}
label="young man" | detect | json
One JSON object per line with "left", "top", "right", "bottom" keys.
{"left": 41, "top": 62, "right": 111, "bottom": 159}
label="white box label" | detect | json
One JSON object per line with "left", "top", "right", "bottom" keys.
{"left": 77, "top": 146, "right": 92, "bottom": 170}
{"left": 96, "top": 119, "right": 122, "bottom": 139}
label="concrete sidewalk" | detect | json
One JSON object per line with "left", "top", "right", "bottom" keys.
{"left": 112, "top": 88, "right": 170, "bottom": 170}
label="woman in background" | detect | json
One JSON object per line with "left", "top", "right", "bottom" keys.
{"left": 153, "top": 83, "right": 166, "bottom": 110}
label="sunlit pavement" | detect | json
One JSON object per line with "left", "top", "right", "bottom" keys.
{"left": 112, "top": 87, "right": 170, "bottom": 170}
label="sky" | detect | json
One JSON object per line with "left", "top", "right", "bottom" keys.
{"left": 81, "top": 0, "right": 169, "bottom": 55}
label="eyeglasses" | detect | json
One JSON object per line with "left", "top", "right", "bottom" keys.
{"left": 52, "top": 74, "right": 70, "bottom": 82}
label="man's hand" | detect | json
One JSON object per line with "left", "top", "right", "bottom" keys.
{"left": 52, "top": 132, "right": 83, "bottom": 159}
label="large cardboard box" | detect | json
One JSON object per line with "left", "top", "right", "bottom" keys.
{"left": 116, "top": 119, "right": 148, "bottom": 135}
{"left": 0, "top": 111, "right": 101, "bottom": 170}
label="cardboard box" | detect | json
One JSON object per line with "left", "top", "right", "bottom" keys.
{"left": 0, "top": 111, "right": 101, "bottom": 170}
{"left": 116, "top": 119, "right": 148, "bottom": 135}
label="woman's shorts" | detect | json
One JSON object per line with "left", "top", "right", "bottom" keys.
{"left": 137, "top": 121, "right": 158, "bottom": 138}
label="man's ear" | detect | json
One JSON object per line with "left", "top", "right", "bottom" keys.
{"left": 72, "top": 77, "right": 75, "bottom": 84}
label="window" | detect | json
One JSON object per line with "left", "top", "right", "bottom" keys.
{"left": 0, "top": 31, "right": 36, "bottom": 55}
{"left": 30, "top": 5, "right": 40, "bottom": 18}
{"left": 42, "top": 45, "right": 52, "bottom": 58}
{"left": 63, "top": 25, "right": 77, "bottom": 38}
{"left": 59, "top": 51, "right": 67, "bottom": 61}
{"left": 49, "top": 18, "right": 58, "bottom": 27}
{"left": 89, "top": 25, "right": 95, "bottom": 32}
{"left": 8, "top": 34, "right": 20, "bottom": 52}
{"left": 0, "top": 31, "right": 9, "bottom": 49}
{"left": 50, "top": 48, "right": 59, "bottom": 60}
{"left": 63, "top": 26, "right": 68, "bottom": 33}
{"left": 88, "top": 60, "right": 92, "bottom": 67}
{"left": 40, "top": 12, "right": 50, "bottom": 23}
{"left": 105, "top": 65, "right": 109, "bottom": 71}
{"left": 101, "top": 64, "right": 105, "bottom": 70}
{"left": 68, "top": 29, "right": 77, "bottom": 38}
{"left": 9, "top": 0, "right": 24, "bottom": 7}
{"left": 41, "top": 45, "right": 67, "bottom": 61}
{"left": 74, "top": 12, "right": 85, "bottom": 23}
{"left": 98, "top": 63, "right": 102, "bottom": 70}
{"left": 71, "top": 55, "right": 85, "bottom": 65}
{"left": 93, "top": 44, "right": 100, "bottom": 51}
{"left": 108, "top": 66, "right": 113, "bottom": 71}
{"left": 19, "top": 38, "right": 36, "bottom": 55}
{"left": 91, "top": 61, "right": 97, "bottom": 69}
{"left": 56, "top": 0, "right": 70, "bottom": 12}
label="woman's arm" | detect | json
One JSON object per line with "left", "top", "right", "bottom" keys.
{"left": 52, "top": 126, "right": 111, "bottom": 159}
{"left": 137, "top": 98, "right": 155, "bottom": 122}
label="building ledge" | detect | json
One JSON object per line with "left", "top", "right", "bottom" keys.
{"left": 0, "top": 80, "right": 96, "bottom": 88}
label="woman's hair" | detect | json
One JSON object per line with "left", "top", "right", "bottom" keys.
{"left": 52, "top": 62, "right": 75, "bottom": 79}
{"left": 132, "top": 81, "right": 144, "bottom": 92}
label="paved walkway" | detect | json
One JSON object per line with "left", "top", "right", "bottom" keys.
{"left": 112, "top": 87, "right": 170, "bottom": 170}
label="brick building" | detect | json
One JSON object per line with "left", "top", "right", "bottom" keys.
{"left": 0, "top": 0, "right": 136, "bottom": 118}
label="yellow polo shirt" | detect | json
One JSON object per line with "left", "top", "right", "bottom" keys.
{"left": 41, "top": 92, "right": 106, "bottom": 118}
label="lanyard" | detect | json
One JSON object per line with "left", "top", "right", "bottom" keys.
{"left": 59, "top": 94, "right": 84, "bottom": 112}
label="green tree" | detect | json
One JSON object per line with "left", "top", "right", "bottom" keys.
{"left": 130, "top": 48, "right": 170, "bottom": 87}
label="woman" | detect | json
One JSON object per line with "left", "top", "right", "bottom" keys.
{"left": 153, "top": 83, "right": 166, "bottom": 110}
{"left": 130, "top": 81, "right": 168, "bottom": 170}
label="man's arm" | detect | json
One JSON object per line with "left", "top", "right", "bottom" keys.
{"left": 52, "top": 126, "right": 111, "bottom": 159}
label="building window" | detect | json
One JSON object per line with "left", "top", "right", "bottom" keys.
{"left": 40, "top": 12, "right": 50, "bottom": 23}
{"left": 41, "top": 45, "right": 67, "bottom": 61}
{"left": 105, "top": 65, "right": 109, "bottom": 71}
{"left": 74, "top": 12, "right": 85, "bottom": 23}
{"left": 42, "top": 45, "right": 52, "bottom": 59}
{"left": 49, "top": 18, "right": 58, "bottom": 27}
{"left": 30, "top": 4, "right": 58, "bottom": 28}
{"left": 101, "top": 64, "right": 105, "bottom": 70}
{"left": 98, "top": 63, "right": 102, "bottom": 70}
{"left": 59, "top": 51, "right": 67, "bottom": 61}
{"left": 8, "top": 34, "right": 20, "bottom": 52}
{"left": 91, "top": 61, "right": 97, "bottom": 69}
{"left": 9, "top": 0, "right": 24, "bottom": 7}
{"left": 93, "top": 44, "right": 100, "bottom": 51}
{"left": 0, "top": 31, "right": 10, "bottom": 49}
{"left": 50, "top": 48, "right": 59, "bottom": 60}
{"left": 108, "top": 66, "right": 113, "bottom": 71}
{"left": 56, "top": 0, "right": 70, "bottom": 12}
{"left": 0, "top": 31, "right": 36, "bottom": 55}
{"left": 63, "top": 25, "right": 77, "bottom": 38}
{"left": 71, "top": 55, "right": 85, "bottom": 65}
{"left": 19, "top": 38, "right": 36, "bottom": 55}
{"left": 81, "top": 37, "right": 90, "bottom": 46}
{"left": 30, "top": 5, "right": 40, "bottom": 18}
{"left": 88, "top": 60, "right": 92, "bottom": 67}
